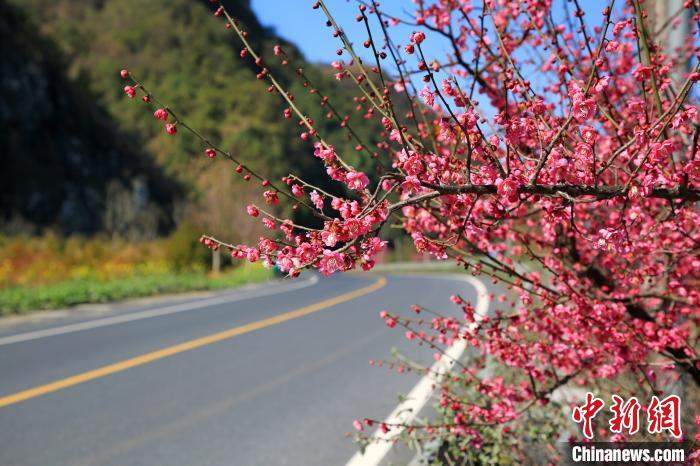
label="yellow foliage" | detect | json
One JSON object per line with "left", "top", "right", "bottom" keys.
{"left": 0, "top": 229, "right": 213, "bottom": 288}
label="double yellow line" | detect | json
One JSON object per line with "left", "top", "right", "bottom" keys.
{"left": 0, "top": 276, "right": 387, "bottom": 409}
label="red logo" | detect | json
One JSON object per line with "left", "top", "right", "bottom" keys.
{"left": 572, "top": 393, "right": 682, "bottom": 439}
{"left": 572, "top": 392, "right": 605, "bottom": 439}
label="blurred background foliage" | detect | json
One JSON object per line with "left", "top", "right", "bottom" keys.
{"left": 0, "top": 228, "right": 271, "bottom": 314}
{"left": 5, "top": 0, "right": 386, "bottom": 238}
{"left": 0, "top": 0, "right": 393, "bottom": 310}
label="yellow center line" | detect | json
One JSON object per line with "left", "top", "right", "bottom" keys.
{"left": 0, "top": 276, "right": 387, "bottom": 409}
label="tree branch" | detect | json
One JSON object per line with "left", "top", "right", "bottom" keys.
{"left": 419, "top": 182, "right": 700, "bottom": 201}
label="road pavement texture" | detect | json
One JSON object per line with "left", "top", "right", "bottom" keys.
{"left": 0, "top": 273, "right": 494, "bottom": 466}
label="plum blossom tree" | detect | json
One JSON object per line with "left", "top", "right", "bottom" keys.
{"left": 120, "top": 0, "right": 699, "bottom": 460}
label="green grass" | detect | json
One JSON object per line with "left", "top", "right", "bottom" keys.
{"left": 0, "top": 264, "right": 273, "bottom": 315}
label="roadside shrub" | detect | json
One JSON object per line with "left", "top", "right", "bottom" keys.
{"left": 163, "top": 221, "right": 211, "bottom": 271}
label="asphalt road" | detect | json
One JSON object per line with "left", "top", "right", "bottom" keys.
{"left": 0, "top": 273, "right": 489, "bottom": 466}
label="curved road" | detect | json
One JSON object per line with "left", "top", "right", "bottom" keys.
{"left": 0, "top": 273, "right": 490, "bottom": 466}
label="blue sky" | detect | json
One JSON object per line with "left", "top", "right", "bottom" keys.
{"left": 250, "top": 0, "right": 605, "bottom": 65}
{"left": 250, "top": 0, "right": 450, "bottom": 65}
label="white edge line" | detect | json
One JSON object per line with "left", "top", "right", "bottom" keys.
{"left": 0, "top": 274, "right": 320, "bottom": 347}
{"left": 346, "top": 274, "right": 489, "bottom": 466}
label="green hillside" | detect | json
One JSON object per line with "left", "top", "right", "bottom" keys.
{"left": 8, "top": 0, "right": 384, "bottom": 241}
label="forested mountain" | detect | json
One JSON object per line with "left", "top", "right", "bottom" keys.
{"left": 4, "top": 0, "right": 385, "bottom": 241}
{"left": 0, "top": 0, "right": 181, "bottom": 237}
